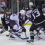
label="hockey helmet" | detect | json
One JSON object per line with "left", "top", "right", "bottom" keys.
{"left": 29, "top": 2, "right": 33, "bottom": 6}
{"left": 20, "top": 10, "right": 26, "bottom": 15}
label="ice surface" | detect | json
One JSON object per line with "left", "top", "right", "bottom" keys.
{"left": 0, "top": 25, "right": 45, "bottom": 45}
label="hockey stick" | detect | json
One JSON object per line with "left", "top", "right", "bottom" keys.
{"left": 7, "top": 33, "right": 29, "bottom": 40}
{"left": 6, "top": 30, "right": 29, "bottom": 40}
{"left": 14, "top": 33, "right": 29, "bottom": 40}
{"left": 7, "top": 21, "right": 30, "bottom": 40}
{"left": 18, "top": 20, "right": 30, "bottom": 40}
{"left": 21, "top": 20, "right": 30, "bottom": 40}
{"left": 19, "top": 20, "right": 30, "bottom": 30}
{"left": 6, "top": 28, "right": 29, "bottom": 40}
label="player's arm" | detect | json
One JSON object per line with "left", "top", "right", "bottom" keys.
{"left": 26, "top": 11, "right": 30, "bottom": 19}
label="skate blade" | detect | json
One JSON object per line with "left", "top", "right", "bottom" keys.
{"left": 27, "top": 40, "right": 34, "bottom": 43}
{"left": 27, "top": 40, "right": 31, "bottom": 43}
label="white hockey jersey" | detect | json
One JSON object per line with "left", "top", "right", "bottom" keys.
{"left": 26, "top": 10, "right": 32, "bottom": 18}
{"left": 10, "top": 13, "right": 19, "bottom": 26}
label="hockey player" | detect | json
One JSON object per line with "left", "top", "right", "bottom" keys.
{"left": 25, "top": 2, "right": 40, "bottom": 37}
{"left": 0, "top": 9, "right": 12, "bottom": 34}
{"left": 9, "top": 13, "right": 20, "bottom": 38}
{"left": 19, "top": 10, "right": 28, "bottom": 33}
{"left": 25, "top": 2, "right": 44, "bottom": 40}
{"left": 27, "top": 6, "right": 45, "bottom": 43}
{"left": 25, "top": 2, "right": 33, "bottom": 19}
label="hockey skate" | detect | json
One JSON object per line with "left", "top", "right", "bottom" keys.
{"left": 0, "top": 29, "right": 5, "bottom": 34}
{"left": 27, "top": 39, "right": 34, "bottom": 43}
{"left": 10, "top": 35, "right": 15, "bottom": 38}
{"left": 9, "top": 32, "right": 15, "bottom": 39}
{"left": 9, "top": 33, "right": 15, "bottom": 40}
{"left": 15, "top": 32, "right": 21, "bottom": 38}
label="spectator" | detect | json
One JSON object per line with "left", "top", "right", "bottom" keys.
{"left": 4, "top": 0, "right": 9, "bottom": 8}
{"left": 2, "top": 1, "right": 6, "bottom": 10}
{"left": 1, "top": 7, "right": 4, "bottom": 13}
{"left": 23, "top": 5, "right": 27, "bottom": 10}
{"left": 19, "top": 0, "right": 24, "bottom": 10}
{"left": 2, "top": 1, "right": 6, "bottom": 7}
{"left": 5, "top": 0, "right": 11, "bottom": 9}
